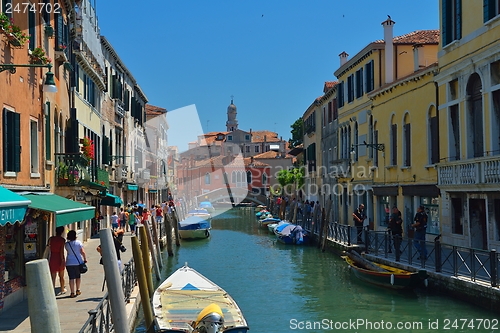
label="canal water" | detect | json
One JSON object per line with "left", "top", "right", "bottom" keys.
{"left": 135, "top": 208, "right": 499, "bottom": 333}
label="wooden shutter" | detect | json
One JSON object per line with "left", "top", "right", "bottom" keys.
{"left": 484, "top": 0, "right": 495, "bottom": 22}
{"left": 430, "top": 116, "right": 439, "bottom": 164}
{"left": 404, "top": 123, "right": 411, "bottom": 166}
{"left": 391, "top": 124, "right": 397, "bottom": 165}
{"left": 102, "top": 136, "right": 110, "bottom": 165}
{"left": 456, "top": 0, "right": 462, "bottom": 40}
{"left": 3, "top": 109, "right": 9, "bottom": 171}
{"left": 43, "top": 0, "right": 50, "bottom": 25}
{"left": 124, "top": 90, "right": 130, "bottom": 111}
{"left": 13, "top": 112, "right": 21, "bottom": 172}
{"left": 333, "top": 99, "right": 338, "bottom": 120}
{"left": 45, "top": 102, "right": 51, "bottom": 160}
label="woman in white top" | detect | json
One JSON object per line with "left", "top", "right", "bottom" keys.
{"left": 65, "top": 230, "right": 87, "bottom": 298}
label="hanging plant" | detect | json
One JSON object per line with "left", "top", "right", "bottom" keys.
{"left": 81, "top": 136, "right": 95, "bottom": 164}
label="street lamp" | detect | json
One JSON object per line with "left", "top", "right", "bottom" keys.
{"left": 85, "top": 191, "right": 93, "bottom": 203}
{"left": 0, "top": 63, "right": 58, "bottom": 93}
{"left": 351, "top": 141, "right": 385, "bottom": 152}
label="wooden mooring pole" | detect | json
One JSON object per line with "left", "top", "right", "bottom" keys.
{"left": 321, "top": 200, "right": 333, "bottom": 252}
{"left": 172, "top": 210, "right": 181, "bottom": 247}
{"left": 164, "top": 212, "right": 174, "bottom": 256}
{"left": 139, "top": 225, "right": 155, "bottom": 298}
{"left": 150, "top": 214, "right": 163, "bottom": 268}
{"left": 144, "top": 219, "right": 161, "bottom": 281}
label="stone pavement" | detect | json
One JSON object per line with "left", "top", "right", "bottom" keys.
{"left": 0, "top": 231, "right": 136, "bottom": 333}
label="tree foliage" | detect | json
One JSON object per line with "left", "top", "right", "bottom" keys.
{"left": 288, "top": 118, "right": 303, "bottom": 149}
{"left": 277, "top": 167, "right": 305, "bottom": 193}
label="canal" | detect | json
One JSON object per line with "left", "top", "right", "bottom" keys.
{"left": 135, "top": 208, "right": 499, "bottom": 333}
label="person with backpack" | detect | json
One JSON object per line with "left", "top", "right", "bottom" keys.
{"left": 412, "top": 205, "right": 428, "bottom": 260}
{"left": 388, "top": 206, "right": 403, "bottom": 254}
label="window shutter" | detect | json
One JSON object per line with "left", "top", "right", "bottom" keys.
{"left": 45, "top": 102, "right": 51, "bottom": 160}
{"left": 102, "top": 136, "right": 110, "bottom": 165}
{"left": 391, "top": 124, "right": 397, "bottom": 165}
{"left": 13, "top": 112, "right": 21, "bottom": 172}
{"left": 430, "top": 116, "right": 439, "bottom": 164}
{"left": 3, "top": 109, "right": 9, "bottom": 171}
{"left": 404, "top": 123, "right": 411, "bottom": 166}
{"left": 456, "top": 0, "right": 462, "bottom": 40}
{"left": 124, "top": 90, "right": 130, "bottom": 111}
{"left": 56, "top": 11, "right": 63, "bottom": 46}
{"left": 483, "top": 0, "right": 491, "bottom": 22}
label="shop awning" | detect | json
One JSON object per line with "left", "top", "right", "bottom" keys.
{"left": 22, "top": 193, "right": 95, "bottom": 227}
{"left": 100, "top": 193, "right": 123, "bottom": 207}
{"left": 127, "top": 184, "right": 138, "bottom": 191}
{"left": 0, "top": 186, "right": 31, "bottom": 226}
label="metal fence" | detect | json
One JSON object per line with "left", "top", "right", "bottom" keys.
{"left": 78, "top": 258, "right": 137, "bottom": 333}
{"left": 297, "top": 217, "right": 500, "bottom": 288}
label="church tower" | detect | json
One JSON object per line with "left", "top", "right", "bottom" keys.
{"left": 226, "top": 97, "right": 238, "bottom": 132}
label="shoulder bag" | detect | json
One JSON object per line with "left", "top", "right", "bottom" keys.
{"left": 69, "top": 241, "right": 87, "bottom": 274}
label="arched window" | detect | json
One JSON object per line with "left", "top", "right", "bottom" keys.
{"left": 246, "top": 170, "right": 252, "bottom": 184}
{"left": 428, "top": 105, "right": 439, "bottom": 164}
{"left": 354, "top": 122, "right": 359, "bottom": 162}
{"left": 231, "top": 171, "right": 236, "bottom": 183}
{"left": 403, "top": 113, "right": 411, "bottom": 166}
{"left": 205, "top": 172, "right": 211, "bottom": 185}
{"left": 466, "top": 73, "right": 484, "bottom": 158}
{"left": 237, "top": 171, "right": 242, "bottom": 183}
{"left": 262, "top": 173, "right": 267, "bottom": 185}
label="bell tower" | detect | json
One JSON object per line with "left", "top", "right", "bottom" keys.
{"left": 226, "top": 96, "right": 238, "bottom": 132}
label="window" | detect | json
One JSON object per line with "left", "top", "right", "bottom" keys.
{"left": 347, "top": 75, "right": 354, "bottom": 103}
{"left": 365, "top": 60, "right": 374, "bottom": 93}
{"left": 484, "top": 0, "right": 500, "bottom": 22}
{"left": 495, "top": 199, "right": 500, "bottom": 240}
{"left": 442, "top": 0, "right": 462, "bottom": 46}
{"left": 449, "top": 104, "right": 460, "bottom": 161}
{"left": 391, "top": 123, "right": 397, "bottom": 166}
{"left": 245, "top": 134, "right": 250, "bottom": 141}
{"left": 262, "top": 173, "right": 267, "bottom": 186}
{"left": 45, "top": 102, "right": 51, "bottom": 160}
{"left": 354, "top": 122, "right": 358, "bottom": 162}
{"left": 245, "top": 146, "right": 250, "bottom": 153}
{"left": 227, "top": 135, "right": 232, "bottom": 141}
{"left": 2, "top": 109, "right": 21, "bottom": 173}
{"left": 43, "top": 0, "right": 50, "bottom": 25}
{"left": 492, "top": 89, "right": 500, "bottom": 156}
{"left": 323, "top": 107, "right": 326, "bottom": 127}
{"left": 403, "top": 115, "right": 411, "bottom": 167}
{"left": 373, "top": 129, "right": 379, "bottom": 167}
{"left": 328, "top": 101, "right": 333, "bottom": 123}
{"left": 332, "top": 99, "right": 338, "bottom": 121}
{"left": 2, "top": 0, "right": 12, "bottom": 19}
{"left": 231, "top": 171, "right": 236, "bottom": 183}
{"left": 30, "top": 119, "right": 39, "bottom": 174}
{"left": 205, "top": 173, "right": 211, "bottom": 185}
{"left": 429, "top": 106, "right": 439, "bottom": 164}
{"left": 355, "top": 68, "right": 364, "bottom": 98}
{"left": 337, "top": 81, "right": 345, "bottom": 108}
{"left": 28, "top": 5, "right": 36, "bottom": 50}
{"left": 255, "top": 146, "right": 259, "bottom": 153}
{"left": 378, "top": 196, "right": 394, "bottom": 227}
{"left": 451, "top": 197, "right": 463, "bottom": 235}
{"left": 421, "top": 197, "right": 440, "bottom": 235}
{"left": 466, "top": 73, "right": 484, "bottom": 158}
{"left": 246, "top": 171, "right": 252, "bottom": 184}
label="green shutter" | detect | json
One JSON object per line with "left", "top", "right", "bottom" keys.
{"left": 102, "top": 136, "right": 110, "bottom": 165}
{"left": 456, "top": 0, "right": 462, "bottom": 40}
{"left": 3, "top": 109, "right": 9, "bottom": 171}
{"left": 13, "top": 112, "right": 21, "bottom": 172}
{"left": 442, "top": 0, "right": 448, "bottom": 45}
{"left": 29, "top": 9, "right": 36, "bottom": 50}
{"left": 484, "top": 0, "right": 490, "bottom": 22}
{"left": 45, "top": 102, "right": 51, "bottom": 160}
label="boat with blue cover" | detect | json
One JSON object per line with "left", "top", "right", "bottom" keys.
{"left": 258, "top": 217, "right": 281, "bottom": 229}
{"left": 274, "top": 222, "right": 308, "bottom": 245}
{"left": 178, "top": 215, "right": 211, "bottom": 239}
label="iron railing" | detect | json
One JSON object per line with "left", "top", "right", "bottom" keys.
{"left": 297, "top": 217, "right": 500, "bottom": 288}
{"left": 78, "top": 258, "right": 137, "bottom": 333}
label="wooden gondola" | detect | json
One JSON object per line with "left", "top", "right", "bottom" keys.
{"left": 344, "top": 251, "right": 428, "bottom": 290}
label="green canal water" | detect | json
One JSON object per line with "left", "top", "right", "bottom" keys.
{"left": 135, "top": 208, "right": 499, "bottom": 333}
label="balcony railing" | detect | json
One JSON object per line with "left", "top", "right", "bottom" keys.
{"left": 55, "top": 153, "right": 109, "bottom": 189}
{"left": 438, "top": 156, "right": 500, "bottom": 186}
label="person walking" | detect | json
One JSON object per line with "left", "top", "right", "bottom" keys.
{"left": 352, "top": 204, "right": 367, "bottom": 244}
{"left": 119, "top": 208, "right": 126, "bottom": 230}
{"left": 412, "top": 205, "right": 428, "bottom": 260}
{"left": 155, "top": 204, "right": 163, "bottom": 224}
{"left": 48, "top": 226, "right": 66, "bottom": 295}
{"left": 65, "top": 230, "right": 87, "bottom": 298}
{"left": 111, "top": 211, "right": 119, "bottom": 231}
{"left": 388, "top": 206, "right": 403, "bottom": 253}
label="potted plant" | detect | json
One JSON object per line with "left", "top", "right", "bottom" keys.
{"left": 29, "top": 47, "right": 51, "bottom": 65}
{"left": 58, "top": 162, "right": 69, "bottom": 185}
{"left": 0, "top": 12, "right": 11, "bottom": 32}
{"left": 8, "top": 24, "right": 29, "bottom": 47}
{"left": 81, "top": 137, "right": 95, "bottom": 165}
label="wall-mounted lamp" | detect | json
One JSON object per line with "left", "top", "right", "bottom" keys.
{"left": 351, "top": 141, "right": 385, "bottom": 152}
{"left": 0, "top": 63, "right": 57, "bottom": 93}
{"left": 84, "top": 191, "right": 93, "bottom": 203}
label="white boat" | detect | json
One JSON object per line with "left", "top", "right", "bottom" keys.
{"left": 187, "top": 208, "right": 212, "bottom": 220}
{"left": 153, "top": 264, "right": 249, "bottom": 333}
{"left": 178, "top": 215, "right": 211, "bottom": 239}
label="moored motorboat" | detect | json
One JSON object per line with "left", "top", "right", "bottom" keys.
{"left": 267, "top": 220, "right": 287, "bottom": 234}
{"left": 274, "top": 223, "right": 308, "bottom": 245}
{"left": 178, "top": 215, "right": 211, "bottom": 239}
{"left": 258, "top": 217, "right": 281, "bottom": 229}
{"left": 187, "top": 208, "right": 212, "bottom": 220}
{"left": 199, "top": 201, "right": 215, "bottom": 213}
{"left": 153, "top": 264, "right": 249, "bottom": 332}
{"left": 344, "top": 251, "right": 428, "bottom": 289}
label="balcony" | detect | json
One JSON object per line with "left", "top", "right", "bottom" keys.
{"left": 114, "top": 99, "right": 125, "bottom": 117}
{"left": 55, "top": 153, "right": 109, "bottom": 190}
{"left": 437, "top": 156, "right": 500, "bottom": 187}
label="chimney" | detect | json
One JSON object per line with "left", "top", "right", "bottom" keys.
{"left": 339, "top": 51, "right": 349, "bottom": 66}
{"left": 413, "top": 43, "right": 424, "bottom": 72}
{"left": 382, "top": 16, "right": 395, "bottom": 84}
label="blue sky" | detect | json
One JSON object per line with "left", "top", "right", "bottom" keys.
{"left": 97, "top": 1, "right": 439, "bottom": 143}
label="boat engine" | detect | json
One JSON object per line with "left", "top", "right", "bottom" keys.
{"left": 194, "top": 303, "right": 224, "bottom": 333}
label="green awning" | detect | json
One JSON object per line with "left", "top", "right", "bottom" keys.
{"left": 100, "top": 193, "right": 123, "bottom": 207}
{"left": 0, "top": 186, "right": 31, "bottom": 226}
{"left": 22, "top": 193, "right": 95, "bottom": 227}
{"left": 127, "top": 184, "right": 138, "bottom": 191}
{"left": 148, "top": 190, "right": 157, "bottom": 193}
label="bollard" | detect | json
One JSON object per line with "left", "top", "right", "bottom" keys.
{"left": 139, "top": 225, "right": 155, "bottom": 298}
{"left": 26, "top": 259, "right": 62, "bottom": 333}
{"left": 100, "top": 229, "right": 128, "bottom": 333}
{"left": 131, "top": 236, "right": 155, "bottom": 333}
{"left": 172, "top": 210, "right": 181, "bottom": 247}
{"left": 150, "top": 214, "right": 163, "bottom": 268}
{"left": 144, "top": 218, "right": 160, "bottom": 281}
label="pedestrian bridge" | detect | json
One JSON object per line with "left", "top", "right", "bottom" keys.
{"left": 194, "top": 187, "right": 266, "bottom": 206}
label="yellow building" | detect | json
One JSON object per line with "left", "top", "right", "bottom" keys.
{"left": 435, "top": 1, "right": 500, "bottom": 250}
{"left": 332, "top": 17, "right": 439, "bottom": 228}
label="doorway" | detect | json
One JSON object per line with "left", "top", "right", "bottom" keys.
{"left": 469, "top": 199, "right": 487, "bottom": 250}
